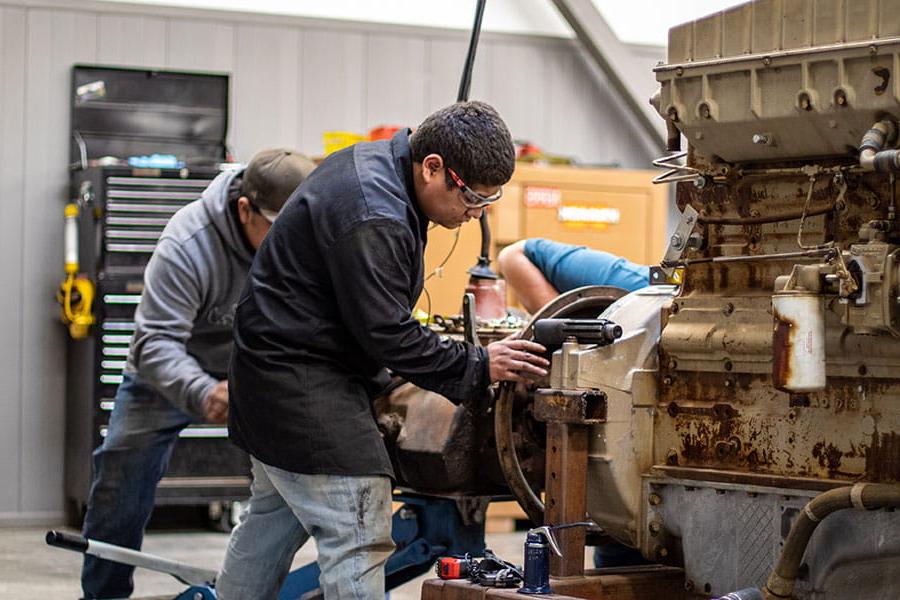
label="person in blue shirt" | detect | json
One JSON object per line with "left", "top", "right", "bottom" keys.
{"left": 497, "top": 238, "right": 649, "bottom": 313}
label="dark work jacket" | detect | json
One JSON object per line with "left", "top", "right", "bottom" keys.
{"left": 228, "top": 129, "right": 490, "bottom": 478}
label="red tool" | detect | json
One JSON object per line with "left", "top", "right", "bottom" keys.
{"left": 436, "top": 557, "right": 471, "bottom": 579}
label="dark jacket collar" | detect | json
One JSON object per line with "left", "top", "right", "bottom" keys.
{"left": 391, "top": 129, "right": 428, "bottom": 242}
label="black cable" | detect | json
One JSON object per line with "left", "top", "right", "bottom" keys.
{"left": 457, "top": 0, "right": 487, "bottom": 103}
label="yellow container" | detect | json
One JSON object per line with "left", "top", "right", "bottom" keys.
{"left": 322, "top": 131, "right": 367, "bottom": 155}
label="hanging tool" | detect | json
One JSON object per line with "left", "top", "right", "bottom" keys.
{"left": 56, "top": 201, "right": 95, "bottom": 339}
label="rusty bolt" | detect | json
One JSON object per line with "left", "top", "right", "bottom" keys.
{"left": 667, "top": 359, "right": 678, "bottom": 370}
{"left": 834, "top": 89, "right": 847, "bottom": 106}
{"left": 798, "top": 93, "right": 812, "bottom": 111}
{"left": 670, "top": 302, "right": 680, "bottom": 314}
{"left": 649, "top": 521, "right": 662, "bottom": 534}
{"left": 724, "top": 378, "right": 734, "bottom": 388}
{"left": 870, "top": 44, "right": 878, "bottom": 55}
{"left": 655, "top": 546, "right": 669, "bottom": 559}
{"left": 788, "top": 409, "right": 797, "bottom": 421}
{"left": 868, "top": 195, "right": 880, "bottom": 208}
{"left": 675, "top": 66, "right": 684, "bottom": 76}
{"left": 859, "top": 364, "right": 868, "bottom": 376}
{"left": 684, "top": 580, "right": 695, "bottom": 592}
{"left": 649, "top": 493, "right": 662, "bottom": 506}
{"left": 663, "top": 375, "right": 674, "bottom": 386}
{"left": 666, "top": 449, "right": 679, "bottom": 466}
{"left": 723, "top": 359, "right": 733, "bottom": 372}
{"left": 723, "top": 302, "right": 734, "bottom": 316}
{"left": 762, "top": 56, "right": 771, "bottom": 66}
{"left": 698, "top": 102, "right": 711, "bottom": 119}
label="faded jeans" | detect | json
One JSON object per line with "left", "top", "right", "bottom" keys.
{"left": 81, "top": 373, "right": 194, "bottom": 599}
{"left": 216, "top": 457, "right": 394, "bottom": 600}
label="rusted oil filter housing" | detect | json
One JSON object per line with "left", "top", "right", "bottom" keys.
{"left": 772, "top": 291, "right": 825, "bottom": 392}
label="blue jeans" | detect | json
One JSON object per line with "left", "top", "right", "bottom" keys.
{"left": 216, "top": 457, "right": 394, "bottom": 600}
{"left": 81, "top": 373, "right": 194, "bottom": 599}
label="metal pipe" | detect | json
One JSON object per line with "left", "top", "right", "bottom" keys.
{"left": 859, "top": 119, "right": 900, "bottom": 172}
{"left": 764, "top": 483, "right": 900, "bottom": 599}
{"left": 667, "top": 248, "right": 832, "bottom": 267}
{"left": 698, "top": 204, "right": 834, "bottom": 225}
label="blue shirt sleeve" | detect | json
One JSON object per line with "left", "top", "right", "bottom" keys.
{"left": 523, "top": 238, "right": 649, "bottom": 293}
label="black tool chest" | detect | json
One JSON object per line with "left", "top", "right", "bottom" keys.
{"left": 64, "top": 66, "right": 250, "bottom": 519}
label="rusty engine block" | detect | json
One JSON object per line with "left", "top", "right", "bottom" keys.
{"left": 536, "top": 1, "right": 900, "bottom": 597}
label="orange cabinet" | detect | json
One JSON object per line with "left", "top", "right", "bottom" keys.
{"left": 416, "top": 164, "right": 670, "bottom": 316}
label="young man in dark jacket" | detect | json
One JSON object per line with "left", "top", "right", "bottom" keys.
{"left": 216, "top": 102, "right": 548, "bottom": 599}
{"left": 81, "top": 149, "right": 315, "bottom": 600}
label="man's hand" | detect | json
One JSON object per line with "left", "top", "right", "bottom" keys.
{"left": 202, "top": 380, "right": 229, "bottom": 424}
{"left": 486, "top": 339, "right": 549, "bottom": 384}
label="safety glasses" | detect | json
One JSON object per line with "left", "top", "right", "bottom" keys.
{"left": 447, "top": 167, "right": 503, "bottom": 209}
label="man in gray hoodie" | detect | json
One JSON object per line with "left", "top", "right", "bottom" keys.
{"left": 80, "top": 149, "right": 315, "bottom": 600}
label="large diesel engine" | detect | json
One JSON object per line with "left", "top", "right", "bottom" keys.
{"left": 515, "top": 1, "right": 900, "bottom": 597}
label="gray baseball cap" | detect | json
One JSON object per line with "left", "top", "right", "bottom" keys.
{"left": 241, "top": 148, "right": 315, "bottom": 220}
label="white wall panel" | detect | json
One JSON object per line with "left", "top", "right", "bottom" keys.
{"left": 426, "top": 37, "right": 492, "bottom": 112}
{"left": 98, "top": 13, "right": 166, "bottom": 66}
{"left": 0, "top": 6, "right": 26, "bottom": 515}
{"left": 232, "top": 23, "right": 301, "bottom": 161}
{"left": 365, "top": 35, "right": 427, "bottom": 129}
{"left": 544, "top": 45, "right": 614, "bottom": 165}
{"left": 299, "top": 29, "right": 365, "bottom": 155}
{"left": 21, "top": 8, "right": 98, "bottom": 516}
{"left": 484, "top": 41, "right": 549, "bottom": 148}
{"left": 166, "top": 18, "right": 234, "bottom": 72}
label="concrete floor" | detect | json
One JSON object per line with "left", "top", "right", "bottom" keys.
{"left": 0, "top": 526, "right": 528, "bottom": 600}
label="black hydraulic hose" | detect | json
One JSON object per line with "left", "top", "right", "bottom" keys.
{"left": 456, "top": 0, "right": 497, "bottom": 278}
{"left": 764, "top": 483, "right": 900, "bottom": 599}
{"left": 478, "top": 212, "right": 492, "bottom": 263}
{"left": 457, "top": 0, "right": 486, "bottom": 103}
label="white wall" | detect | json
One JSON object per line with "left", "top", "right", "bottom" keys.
{"left": 0, "top": 0, "right": 663, "bottom": 524}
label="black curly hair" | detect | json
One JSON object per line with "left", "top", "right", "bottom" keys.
{"left": 409, "top": 101, "right": 515, "bottom": 189}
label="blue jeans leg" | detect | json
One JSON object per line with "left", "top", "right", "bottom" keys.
{"left": 216, "top": 458, "right": 394, "bottom": 600}
{"left": 216, "top": 459, "right": 310, "bottom": 600}
{"left": 81, "top": 374, "right": 193, "bottom": 599}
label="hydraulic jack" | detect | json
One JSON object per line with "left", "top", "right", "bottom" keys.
{"left": 47, "top": 495, "right": 487, "bottom": 599}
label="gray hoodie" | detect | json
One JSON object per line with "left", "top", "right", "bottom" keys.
{"left": 125, "top": 169, "right": 253, "bottom": 417}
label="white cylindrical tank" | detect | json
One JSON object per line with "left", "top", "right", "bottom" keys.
{"left": 772, "top": 291, "right": 826, "bottom": 392}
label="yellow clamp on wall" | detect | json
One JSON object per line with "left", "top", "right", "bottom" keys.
{"left": 57, "top": 202, "right": 95, "bottom": 339}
